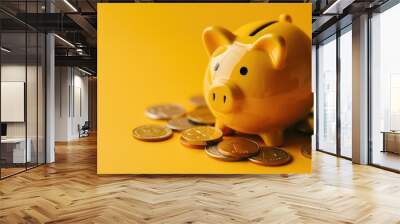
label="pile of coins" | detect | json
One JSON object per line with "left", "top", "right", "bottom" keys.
{"left": 133, "top": 96, "right": 310, "bottom": 167}
{"left": 205, "top": 137, "right": 292, "bottom": 166}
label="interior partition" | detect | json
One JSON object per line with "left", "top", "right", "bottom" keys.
{"left": 0, "top": 3, "right": 46, "bottom": 179}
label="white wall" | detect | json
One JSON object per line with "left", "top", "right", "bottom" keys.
{"left": 1, "top": 63, "right": 46, "bottom": 164}
{"left": 55, "top": 67, "right": 89, "bottom": 141}
{"left": 72, "top": 73, "right": 89, "bottom": 138}
{"left": 1, "top": 66, "right": 26, "bottom": 138}
{"left": 1, "top": 65, "right": 37, "bottom": 138}
{"left": 1, "top": 82, "right": 25, "bottom": 122}
{"left": 55, "top": 66, "right": 70, "bottom": 141}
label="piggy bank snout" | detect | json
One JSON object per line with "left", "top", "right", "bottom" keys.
{"left": 207, "top": 82, "right": 240, "bottom": 113}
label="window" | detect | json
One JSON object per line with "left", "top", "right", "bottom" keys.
{"left": 370, "top": 3, "right": 400, "bottom": 171}
{"left": 316, "top": 25, "right": 353, "bottom": 159}
{"left": 339, "top": 27, "right": 352, "bottom": 158}
{"left": 317, "top": 35, "right": 337, "bottom": 154}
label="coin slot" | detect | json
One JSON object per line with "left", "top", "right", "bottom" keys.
{"left": 213, "top": 93, "right": 216, "bottom": 101}
{"left": 223, "top": 95, "right": 226, "bottom": 104}
{"left": 249, "top": 21, "right": 277, "bottom": 36}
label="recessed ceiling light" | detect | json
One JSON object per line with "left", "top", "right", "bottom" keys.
{"left": 323, "top": 0, "right": 354, "bottom": 15}
{"left": 1, "top": 47, "right": 11, "bottom": 53}
{"left": 77, "top": 67, "right": 93, "bottom": 76}
{"left": 63, "top": 0, "right": 78, "bottom": 12}
{"left": 54, "top": 34, "right": 75, "bottom": 48}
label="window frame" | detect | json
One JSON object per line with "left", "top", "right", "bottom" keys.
{"left": 315, "top": 23, "right": 353, "bottom": 161}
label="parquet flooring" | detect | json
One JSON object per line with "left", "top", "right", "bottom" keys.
{"left": 0, "top": 134, "right": 400, "bottom": 223}
{"left": 1, "top": 167, "right": 25, "bottom": 178}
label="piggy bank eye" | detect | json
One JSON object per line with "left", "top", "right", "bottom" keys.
{"left": 214, "top": 63, "right": 220, "bottom": 71}
{"left": 240, "top": 66, "right": 248, "bottom": 75}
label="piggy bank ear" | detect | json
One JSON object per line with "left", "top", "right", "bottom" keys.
{"left": 202, "top": 26, "right": 236, "bottom": 56}
{"left": 252, "top": 34, "right": 287, "bottom": 70}
{"left": 279, "top": 14, "right": 292, "bottom": 23}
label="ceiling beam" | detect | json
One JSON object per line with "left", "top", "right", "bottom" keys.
{"left": 67, "top": 13, "right": 97, "bottom": 39}
{"left": 55, "top": 55, "right": 96, "bottom": 70}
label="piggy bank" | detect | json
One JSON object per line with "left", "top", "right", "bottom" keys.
{"left": 202, "top": 14, "right": 312, "bottom": 146}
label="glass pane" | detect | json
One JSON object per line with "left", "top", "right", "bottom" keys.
{"left": 1, "top": 31, "right": 27, "bottom": 177}
{"left": 339, "top": 28, "right": 352, "bottom": 158}
{"left": 317, "top": 36, "right": 337, "bottom": 154}
{"left": 38, "top": 32, "right": 46, "bottom": 165}
{"left": 0, "top": 1, "right": 46, "bottom": 178}
{"left": 26, "top": 0, "right": 38, "bottom": 169}
{"left": 371, "top": 4, "right": 400, "bottom": 171}
{"left": 27, "top": 31, "right": 38, "bottom": 169}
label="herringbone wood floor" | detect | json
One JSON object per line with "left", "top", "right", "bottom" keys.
{"left": 1, "top": 135, "right": 400, "bottom": 224}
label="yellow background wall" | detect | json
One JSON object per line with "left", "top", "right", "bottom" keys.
{"left": 98, "top": 3, "right": 311, "bottom": 174}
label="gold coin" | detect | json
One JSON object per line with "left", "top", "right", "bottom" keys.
{"left": 249, "top": 147, "right": 292, "bottom": 166}
{"left": 189, "top": 95, "right": 207, "bottom": 106}
{"left": 180, "top": 136, "right": 207, "bottom": 149}
{"left": 205, "top": 145, "right": 243, "bottom": 161}
{"left": 187, "top": 106, "right": 215, "bottom": 125}
{"left": 301, "top": 144, "right": 312, "bottom": 159}
{"left": 132, "top": 125, "right": 173, "bottom": 141}
{"left": 145, "top": 104, "right": 185, "bottom": 120}
{"left": 217, "top": 138, "right": 259, "bottom": 158}
{"left": 234, "top": 133, "right": 264, "bottom": 145}
{"left": 181, "top": 126, "right": 223, "bottom": 144}
{"left": 167, "top": 117, "right": 196, "bottom": 131}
